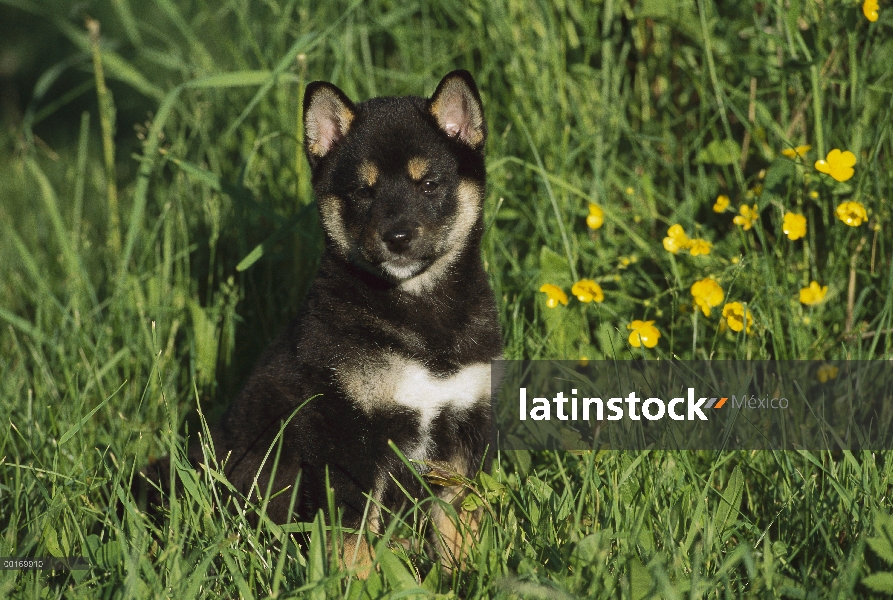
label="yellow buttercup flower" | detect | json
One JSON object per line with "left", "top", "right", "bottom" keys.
{"left": 539, "top": 284, "right": 568, "bottom": 308}
{"left": 662, "top": 237, "right": 684, "bottom": 253}
{"left": 817, "top": 364, "right": 839, "bottom": 383}
{"left": 722, "top": 302, "right": 753, "bottom": 334}
{"left": 663, "top": 224, "right": 691, "bottom": 254}
{"left": 799, "top": 281, "right": 828, "bottom": 306}
{"left": 587, "top": 203, "right": 605, "bottom": 230}
{"left": 571, "top": 279, "right": 604, "bottom": 303}
{"left": 783, "top": 212, "right": 807, "bottom": 241}
{"left": 688, "top": 239, "right": 712, "bottom": 256}
{"left": 733, "top": 204, "right": 759, "bottom": 230}
{"left": 713, "top": 195, "right": 730, "bottom": 213}
{"left": 815, "top": 149, "right": 856, "bottom": 182}
{"left": 690, "top": 277, "right": 724, "bottom": 317}
{"left": 835, "top": 201, "right": 868, "bottom": 226}
{"left": 627, "top": 320, "right": 661, "bottom": 348}
{"left": 863, "top": 0, "right": 879, "bottom": 21}
{"left": 781, "top": 144, "right": 811, "bottom": 159}
{"left": 662, "top": 224, "right": 711, "bottom": 256}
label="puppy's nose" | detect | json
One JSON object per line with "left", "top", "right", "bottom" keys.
{"left": 383, "top": 228, "right": 414, "bottom": 253}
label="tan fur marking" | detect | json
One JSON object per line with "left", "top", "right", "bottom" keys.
{"left": 318, "top": 194, "right": 352, "bottom": 256}
{"left": 399, "top": 179, "right": 481, "bottom": 295}
{"left": 337, "top": 479, "right": 385, "bottom": 579}
{"left": 430, "top": 485, "right": 482, "bottom": 571}
{"left": 340, "top": 535, "right": 375, "bottom": 579}
{"left": 338, "top": 353, "right": 491, "bottom": 423}
{"left": 339, "top": 107, "right": 354, "bottom": 131}
{"left": 407, "top": 157, "right": 429, "bottom": 181}
{"left": 358, "top": 160, "right": 378, "bottom": 186}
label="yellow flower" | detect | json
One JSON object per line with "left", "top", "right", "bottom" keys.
{"left": 817, "top": 364, "right": 839, "bottom": 383}
{"left": 662, "top": 236, "right": 685, "bottom": 254}
{"left": 799, "top": 281, "right": 828, "bottom": 306}
{"left": 688, "top": 239, "right": 712, "bottom": 256}
{"left": 587, "top": 203, "right": 604, "bottom": 230}
{"left": 572, "top": 279, "right": 604, "bottom": 303}
{"left": 781, "top": 144, "right": 811, "bottom": 159}
{"left": 627, "top": 320, "right": 661, "bottom": 348}
{"left": 663, "top": 224, "right": 691, "bottom": 254}
{"left": 539, "top": 284, "right": 568, "bottom": 308}
{"left": 733, "top": 204, "right": 759, "bottom": 230}
{"left": 690, "top": 277, "right": 724, "bottom": 317}
{"left": 863, "top": 0, "right": 879, "bottom": 21}
{"left": 815, "top": 149, "right": 856, "bottom": 182}
{"left": 722, "top": 302, "right": 753, "bottom": 334}
{"left": 662, "top": 224, "right": 710, "bottom": 256}
{"left": 782, "top": 212, "right": 807, "bottom": 241}
{"left": 713, "top": 195, "right": 730, "bottom": 213}
{"left": 835, "top": 201, "right": 868, "bottom": 226}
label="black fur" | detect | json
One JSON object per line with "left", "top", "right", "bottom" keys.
{"left": 144, "top": 71, "right": 502, "bottom": 535}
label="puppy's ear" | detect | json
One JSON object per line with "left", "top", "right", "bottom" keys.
{"left": 303, "top": 82, "right": 356, "bottom": 166}
{"left": 428, "top": 70, "right": 486, "bottom": 150}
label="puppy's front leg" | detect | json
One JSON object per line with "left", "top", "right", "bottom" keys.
{"left": 340, "top": 534, "right": 376, "bottom": 579}
{"left": 429, "top": 486, "right": 482, "bottom": 571}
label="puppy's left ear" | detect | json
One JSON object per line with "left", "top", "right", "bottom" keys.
{"left": 303, "top": 81, "right": 356, "bottom": 167}
{"left": 428, "top": 70, "right": 486, "bottom": 150}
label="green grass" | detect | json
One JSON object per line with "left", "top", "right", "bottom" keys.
{"left": 1, "top": 0, "right": 892, "bottom": 597}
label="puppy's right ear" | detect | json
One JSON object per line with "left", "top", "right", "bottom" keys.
{"left": 428, "top": 70, "right": 486, "bottom": 150}
{"left": 303, "top": 82, "right": 355, "bottom": 167}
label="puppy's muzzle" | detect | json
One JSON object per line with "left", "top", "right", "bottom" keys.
{"left": 382, "top": 227, "right": 415, "bottom": 254}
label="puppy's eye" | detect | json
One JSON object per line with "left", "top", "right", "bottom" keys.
{"left": 355, "top": 186, "right": 373, "bottom": 199}
{"left": 421, "top": 181, "right": 439, "bottom": 194}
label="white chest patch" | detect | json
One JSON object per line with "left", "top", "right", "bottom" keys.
{"left": 338, "top": 355, "right": 492, "bottom": 463}
{"left": 339, "top": 354, "right": 492, "bottom": 430}
{"left": 391, "top": 360, "right": 491, "bottom": 428}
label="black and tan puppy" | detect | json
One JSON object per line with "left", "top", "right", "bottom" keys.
{"left": 163, "top": 70, "right": 502, "bottom": 570}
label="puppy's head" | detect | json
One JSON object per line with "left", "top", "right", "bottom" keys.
{"left": 303, "top": 71, "right": 487, "bottom": 293}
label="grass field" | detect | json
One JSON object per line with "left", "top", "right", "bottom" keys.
{"left": 1, "top": 0, "right": 893, "bottom": 597}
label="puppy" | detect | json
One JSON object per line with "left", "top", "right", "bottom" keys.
{"left": 171, "top": 70, "right": 502, "bottom": 571}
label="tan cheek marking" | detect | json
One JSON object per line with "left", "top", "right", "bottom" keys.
{"left": 407, "top": 157, "right": 430, "bottom": 181}
{"left": 358, "top": 160, "right": 378, "bottom": 186}
{"left": 398, "top": 179, "right": 482, "bottom": 295}
{"left": 319, "top": 194, "right": 352, "bottom": 256}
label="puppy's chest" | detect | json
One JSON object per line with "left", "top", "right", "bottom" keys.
{"left": 337, "top": 353, "right": 491, "bottom": 427}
